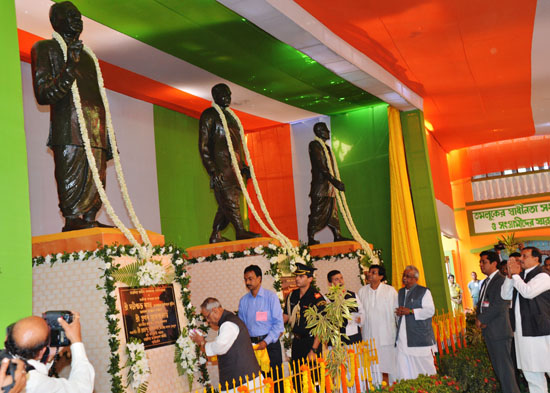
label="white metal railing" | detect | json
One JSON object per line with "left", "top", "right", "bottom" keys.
{"left": 472, "top": 171, "right": 550, "bottom": 201}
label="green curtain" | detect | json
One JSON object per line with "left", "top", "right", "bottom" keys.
{"left": 154, "top": 105, "right": 236, "bottom": 247}
{"left": 0, "top": 1, "right": 32, "bottom": 340}
{"left": 330, "top": 104, "right": 392, "bottom": 280}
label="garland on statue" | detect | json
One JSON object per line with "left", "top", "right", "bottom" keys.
{"left": 212, "top": 103, "right": 309, "bottom": 272}
{"left": 313, "top": 136, "right": 380, "bottom": 268}
{"left": 52, "top": 32, "right": 153, "bottom": 261}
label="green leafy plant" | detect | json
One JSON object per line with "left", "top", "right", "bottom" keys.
{"left": 497, "top": 232, "right": 520, "bottom": 254}
{"left": 464, "top": 312, "right": 484, "bottom": 347}
{"left": 304, "top": 284, "right": 357, "bottom": 380}
{"left": 371, "top": 374, "right": 461, "bottom": 392}
{"left": 439, "top": 342, "right": 500, "bottom": 392}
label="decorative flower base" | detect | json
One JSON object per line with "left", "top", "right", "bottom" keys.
{"left": 185, "top": 237, "right": 299, "bottom": 259}
{"left": 308, "top": 240, "right": 366, "bottom": 258}
{"left": 31, "top": 227, "right": 165, "bottom": 258}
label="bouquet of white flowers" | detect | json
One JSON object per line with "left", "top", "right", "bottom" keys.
{"left": 125, "top": 339, "right": 150, "bottom": 392}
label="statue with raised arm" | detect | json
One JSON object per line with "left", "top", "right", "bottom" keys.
{"left": 31, "top": 1, "right": 112, "bottom": 232}
{"left": 198, "top": 83, "right": 260, "bottom": 243}
{"left": 307, "top": 122, "right": 351, "bottom": 245}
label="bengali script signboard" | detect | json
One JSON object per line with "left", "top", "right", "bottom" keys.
{"left": 469, "top": 201, "right": 550, "bottom": 235}
{"left": 119, "top": 284, "right": 180, "bottom": 349}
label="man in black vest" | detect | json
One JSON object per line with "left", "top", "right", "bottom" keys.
{"left": 502, "top": 246, "right": 550, "bottom": 393}
{"left": 191, "top": 298, "right": 261, "bottom": 392}
{"left": 394, "top": 265, "right": 436, "bottom": 381}
{"left": 476, "top": 251, "right": 520, "bottom": 393}
{"left": 327, "top": 270, "right": 362, "bottom": 344}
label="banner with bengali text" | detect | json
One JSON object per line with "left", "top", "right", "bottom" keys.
{"left": 469, "top": 201, "right": 550, "bottom": 235}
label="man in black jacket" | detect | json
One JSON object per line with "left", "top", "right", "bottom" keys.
{"left": 476, "top": 251, "right": 520, "bottom": 393}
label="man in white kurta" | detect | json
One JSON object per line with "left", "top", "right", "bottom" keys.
{"left": 394, "top": 266, "right": 437, "bottom": 381}
{"left": 501, "top": 247, "right": 550, "bottom": 393}
{"left": 357, "top": 264, "right": 397, "bottom": 384}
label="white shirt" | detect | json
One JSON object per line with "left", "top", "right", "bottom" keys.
{"left": 26, "top": 342, "right": 95, "bottom": 393}
{"left": 357, "top": 283, "right": 397, "bottom": 347}
{"left": 501, "top": 266, "right": 550, "bottom": 372}
{"left": 396, "top": 288, "right": 436, "bottom": 356}
{"left": 205, "top": 321, "right": 240, "bottom": 357}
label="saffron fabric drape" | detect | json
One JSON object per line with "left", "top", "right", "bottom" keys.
{"left": 245, "top": 124, "right": 299, "bottom": 240}
{"left": 388, "top": 107, "right": 426, "bottom": 288}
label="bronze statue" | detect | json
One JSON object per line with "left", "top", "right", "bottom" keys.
{"left": 198, "top": 84, "right": 261, "bottom": 243}
{"left": 31, "top": 1, "right": 112, "bottom": 232}
{"left": 307, "top": 122, "right": 351, "bottom": 245}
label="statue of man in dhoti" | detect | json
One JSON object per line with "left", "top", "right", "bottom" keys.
{"left": 31, "top": 1, "right": 112, "bottom": 232}
{"left": 307, "top": 122, "right": 351, "bottom": 245}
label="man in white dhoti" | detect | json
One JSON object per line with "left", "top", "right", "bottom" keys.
{"left": 394, "top": 265, "right": 436, "bottom": 381}
{"left": 501, "top": 246, "right": 550, "bottom": 393}
{"left": 357, "top": 264, "right": 397, "bottom": 384}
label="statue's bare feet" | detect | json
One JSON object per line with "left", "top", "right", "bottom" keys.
{"left": 308, "top": 238, "right": 320, "bottom": 246}
{"left": 334, "top": 235, "right": 353, "bottom": 242}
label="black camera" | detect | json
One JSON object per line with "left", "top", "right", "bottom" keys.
{"left": 0, "top": 350, "right": 26, "bottom": 393}
{"left": 42, "top": 311, "right": 73, "bottom": 347}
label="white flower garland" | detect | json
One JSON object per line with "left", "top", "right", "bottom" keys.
{"left": 212, "top": 103, "right": 302, "bottom": 270}
{"left": 136, "top": 261, "right": 166, "bottom": 286}
{"left": 314, "top": 136, "right": 379, "bottom": 264}
{"left": 126, "top": 340, "right": 150, "bottom": 391}
{"left": 53, "top": 32, "right": 153, "bottom": 261}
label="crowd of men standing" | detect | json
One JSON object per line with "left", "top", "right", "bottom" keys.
{"left": 191, "top": 261, "right": 440, "bottom": 391}
{"left": 192, "top": 246, "right": 550, "bottom": 393}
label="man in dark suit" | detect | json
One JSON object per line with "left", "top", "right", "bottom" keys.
{"left": 476, "top": 250, "right": 520, "bottom": 393}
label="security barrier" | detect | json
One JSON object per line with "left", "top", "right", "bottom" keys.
{"left": 194, "top": 339, "right": 381, "bottom": 393}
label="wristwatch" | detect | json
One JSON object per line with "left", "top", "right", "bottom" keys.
{"left": 409, "top": 308, "right": 414, "bottom": 315}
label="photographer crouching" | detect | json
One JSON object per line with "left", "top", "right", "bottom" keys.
{"left": 4, "top": 311, "right": 94, "bottom": 393}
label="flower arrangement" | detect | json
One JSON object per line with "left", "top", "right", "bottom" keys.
{"left": 125, "top": 338, "right": 150, "bottom": 392}
{"left": 137, "top": 261, "right": 166, "bottom": 286}
{"left": 174, "top": 327, "right": 205, "bottom": 391}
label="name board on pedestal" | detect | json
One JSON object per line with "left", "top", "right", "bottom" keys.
{"left": 119, "top": 284, "right": 180, "bottom": 349}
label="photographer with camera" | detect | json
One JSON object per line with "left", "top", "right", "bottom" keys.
{"left": 5, "top": 311, "right": 94, "bottom": 393}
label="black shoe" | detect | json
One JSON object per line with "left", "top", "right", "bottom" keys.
{"left": 333, "top": 235, "right": 353, "bottom": 242}
{"left": 209, "top": 232, "right": 231, "bottom": 243}
{"left": 308, "top": 238, "right": 320, "bottom": 246}
{"left": 235, "top": 230, "right": 261, "bottom": 240}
